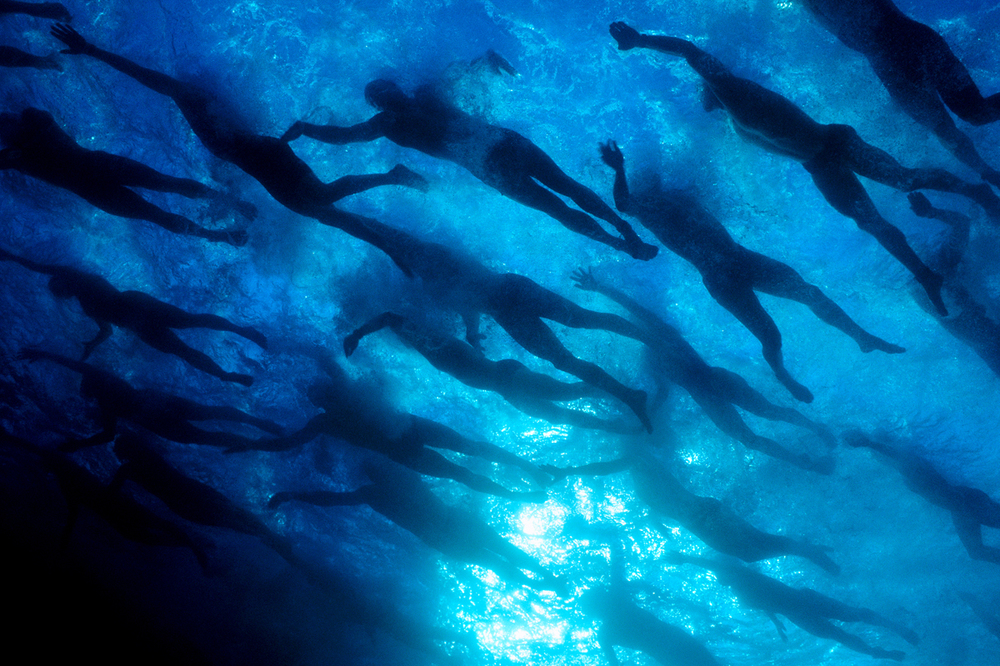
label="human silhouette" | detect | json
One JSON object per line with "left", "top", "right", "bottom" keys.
{"left": 845, "top": 431, "right": 1000, "bottom": 565}
{"left": 801, "top": 0, "right": 1000, "bottom": 184}
{"left": 599, "top": 140, "right": 905, "bottom": 402}
{"left": 270, "top": 458, "right": 562, "bottom": 591}
{"left": 906, "top": 192, "right": 1000, "bottom": 380}
{"left": 0, "top": 431, "right": 210, "bottom": 571}
{"left": 281, "top": 78, "right": 658, "bottom": 260}
{"left": 579, "top": 584, "right": 721, "bottom": 666}
{"left": 572, "top": 267, "right": 836, "bottom": 471}
{"left": 667, "top": 552, "right": 918, "bottom": 660}
{"left": 609, "top": 22, "right": 1000, "bottom": 317}
{"left": 110, "top": 431, "right": 297, "bottom": 565}
{"left": 0, "top": 108, "right": 251, "bottom": 245}
{"left": 0, "top": 245, "right": 265, "bottom": 384}
{"left": 345, "top": 311, "right": 636, "bottom": 433}
{"left": 50, "top": 24, "right": 428, "bottom": 273}
{"left": 228, "top": 378, "right": 546, "bottom": 501}
{"left": 18, "top": 348, "right": 281, "bottom": 450}
{"left": 546, "top": 443, "right": 840, "bottom": 572}
{"left": 0, "top": 45, "right": 60, "bottom": 70}
{"left": 322, "top": 215, "right": 654, "bottom": 430}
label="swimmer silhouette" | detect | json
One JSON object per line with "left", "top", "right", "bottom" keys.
{"left": 111, "top": 430, "right": 297, "bottom": 565}
{"left": 801, "top": 0, "right": 1000, "bottom": 184}
{"left": 228, "top": 378, "right": 547, "bottom": 500}
{"left": 579, "top": 584, "right": 721, "bottom": 666}
{"left": 0, "top": 246, "right": 265, "bottom": 384}
{"left": 18, "top": 349, "right": 281, "bottom": 450}
{"left": 599, "top": 141, "right": 905, "bottom": 403}
{"left": 3, "top": 433, "right": 211, "bottom": 571}
{"left": 0, "top": 108, "right": 251, "bottom": 245}
{"left": 546, "top": 444, "right": 840, "bottom": 572}
{"left": 345, "top": 312, "right": 636, "bottom": 433}
{"left": 666, "top": 552, "right": 918, "bottom": 660}
{"left": 906, "top": 192, "right": 1000, "bottom": 380}
{"left": 328, "top": 216, "right": 654, "bottom": 431}
{"left": 610, "top": 22, "right": 1000, "bottom": 316}
{"left": 50, "top": 24, "right": 427, "bottom": 272}
{"left": 270, "top": 458, "right": 562, "bottom": 592}
{"left": 573, "top": 267, "right": 836, "bottom": 472}
{"left": 281, "top": 78, "right": 658, "bottom": 260}
{"left": 845, "top": 431, "right": 1000, "bottom": 565}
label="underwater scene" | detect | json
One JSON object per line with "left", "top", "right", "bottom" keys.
{"left": 2, "top": 0, "right": 1000, "bottom": 664}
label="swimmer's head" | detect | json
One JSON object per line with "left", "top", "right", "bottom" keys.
{"left": 48, "top": 274, "right": 74, "bottom": 298}
{"left": 364, "top": 79, "right": 407, "bottom": 111}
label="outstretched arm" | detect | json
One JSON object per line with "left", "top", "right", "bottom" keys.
{"left": 572, "top": 267, "right": 661, "bottom": 331}
{"left": 51, "top": 24, "right": 189, "bottom": 99}
{"left": 599, "top": 140, "right": 631, "bottom": 214}
{"left": 344, "top": 312, "right": 406, "bottom": 357}
{"left": 281, "top": 117, "right": 386, "bottom": 144}
{"left": 0, "top": 1, "right": 71, "bottom": 20}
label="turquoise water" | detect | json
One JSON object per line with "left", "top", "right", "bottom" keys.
{"left": 2, "top": 1, "right": 999, "bottom": 664}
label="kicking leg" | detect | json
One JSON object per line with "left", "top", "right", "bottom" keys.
{"left": 803, "top": 157, "right": 946, "bottom": 316}
{"left": 703, "top": 276, "right": 813, "bottom": 403}
{"left": 493, "top": 311, "right": 651, "bottom": 432}
{"left": 87, "top": 151, "right": 213, "bottom": 197}
{"left": 748, "top": 250, "right": 904, "bottom": 354}
{"left": 137, "top": 327, "right": 252, "bottom": 386}
{"left": 320, "top": 165, "right": 428, "bottom": 204}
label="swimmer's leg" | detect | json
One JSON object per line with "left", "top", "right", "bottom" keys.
{"left": 320, "top": 165, "right": 429, "bottom": 204}
{"left": 702, "top": 276, "right": 813, "bottom": 403}
{"left": 748, "top": 250, "right": 904, "bottom": 354}
{"left": 136, "top": 327, "right": 252, "bottom": 386}
{"left": 803, "top": 158, "right": 947, "bottom": 316}
{"left": 86, "top": 151, "right": 213, "bottom": 198}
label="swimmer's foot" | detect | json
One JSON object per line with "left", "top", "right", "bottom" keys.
{"left": 390, "top": 164, "right": 429, "bottom": 192}
{"left": 225, "top": 229, "right": 249, "bottom": 247}
{"left": 906, "top": 192, "right": 934, "bottom": 218}
{"left": 983, "top": 169, "right": 1000, "bottom": 189}
{"left": 625, "top": 238, "right": 659, "bottom": 261}
{"left": 234, "top": 199, "right": 258, "bottom": 221}
{"left": 226, "top": 372, "right": 254, "bottom": 387}
{"left": 921, "top": 271, "right": 948, "bottom": 317}
{"left": 240, "top": 327, "right": 268, "bottom": 349}
{"left": 781, "top": 375, "right": 814, "bottom": 403}
{"left": 626, "top": 388, "right": 652, "bottom": 433}
{"left": 858, "top": 334, "right": 905, "bottom": 354}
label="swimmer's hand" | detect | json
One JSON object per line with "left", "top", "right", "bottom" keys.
{"left": 610, "top": 22, "right": 642, "bottom": 51}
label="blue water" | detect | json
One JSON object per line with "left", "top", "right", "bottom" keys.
{"left": 2, "top": 1, "right": 999, "bottom": 664}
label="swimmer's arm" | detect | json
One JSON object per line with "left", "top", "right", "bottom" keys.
{"left": 0, "top": 1, "right": 70, "bottom": 20}
{"left": 344, "top": 312, "right": 406, "bottom": 357}
{"left": 0, "top": 245, "right": 60, "bottom": 275}
{"left": 80, "top": 320, "right": 113, "bottom": 361}
{"left": 572, "top": 268, "right": 660, "bottom": 330}
{"left": 599, "top": 140, "right": 631, "bottom": 214}
{"left": 282, "top": 116, "right": 386, "bottom": 144}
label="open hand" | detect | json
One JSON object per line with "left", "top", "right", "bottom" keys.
{"left": 51, "top": 23, "right": 90, "bottom": 54}
{"left": 599, "top": 139, "right": 623, "bottom": 169}
{"left": 610, "top": 22, "right": 642, "bottom": 51}
{"left": 571, "top": 267, "right": 599, "bottom": 291}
